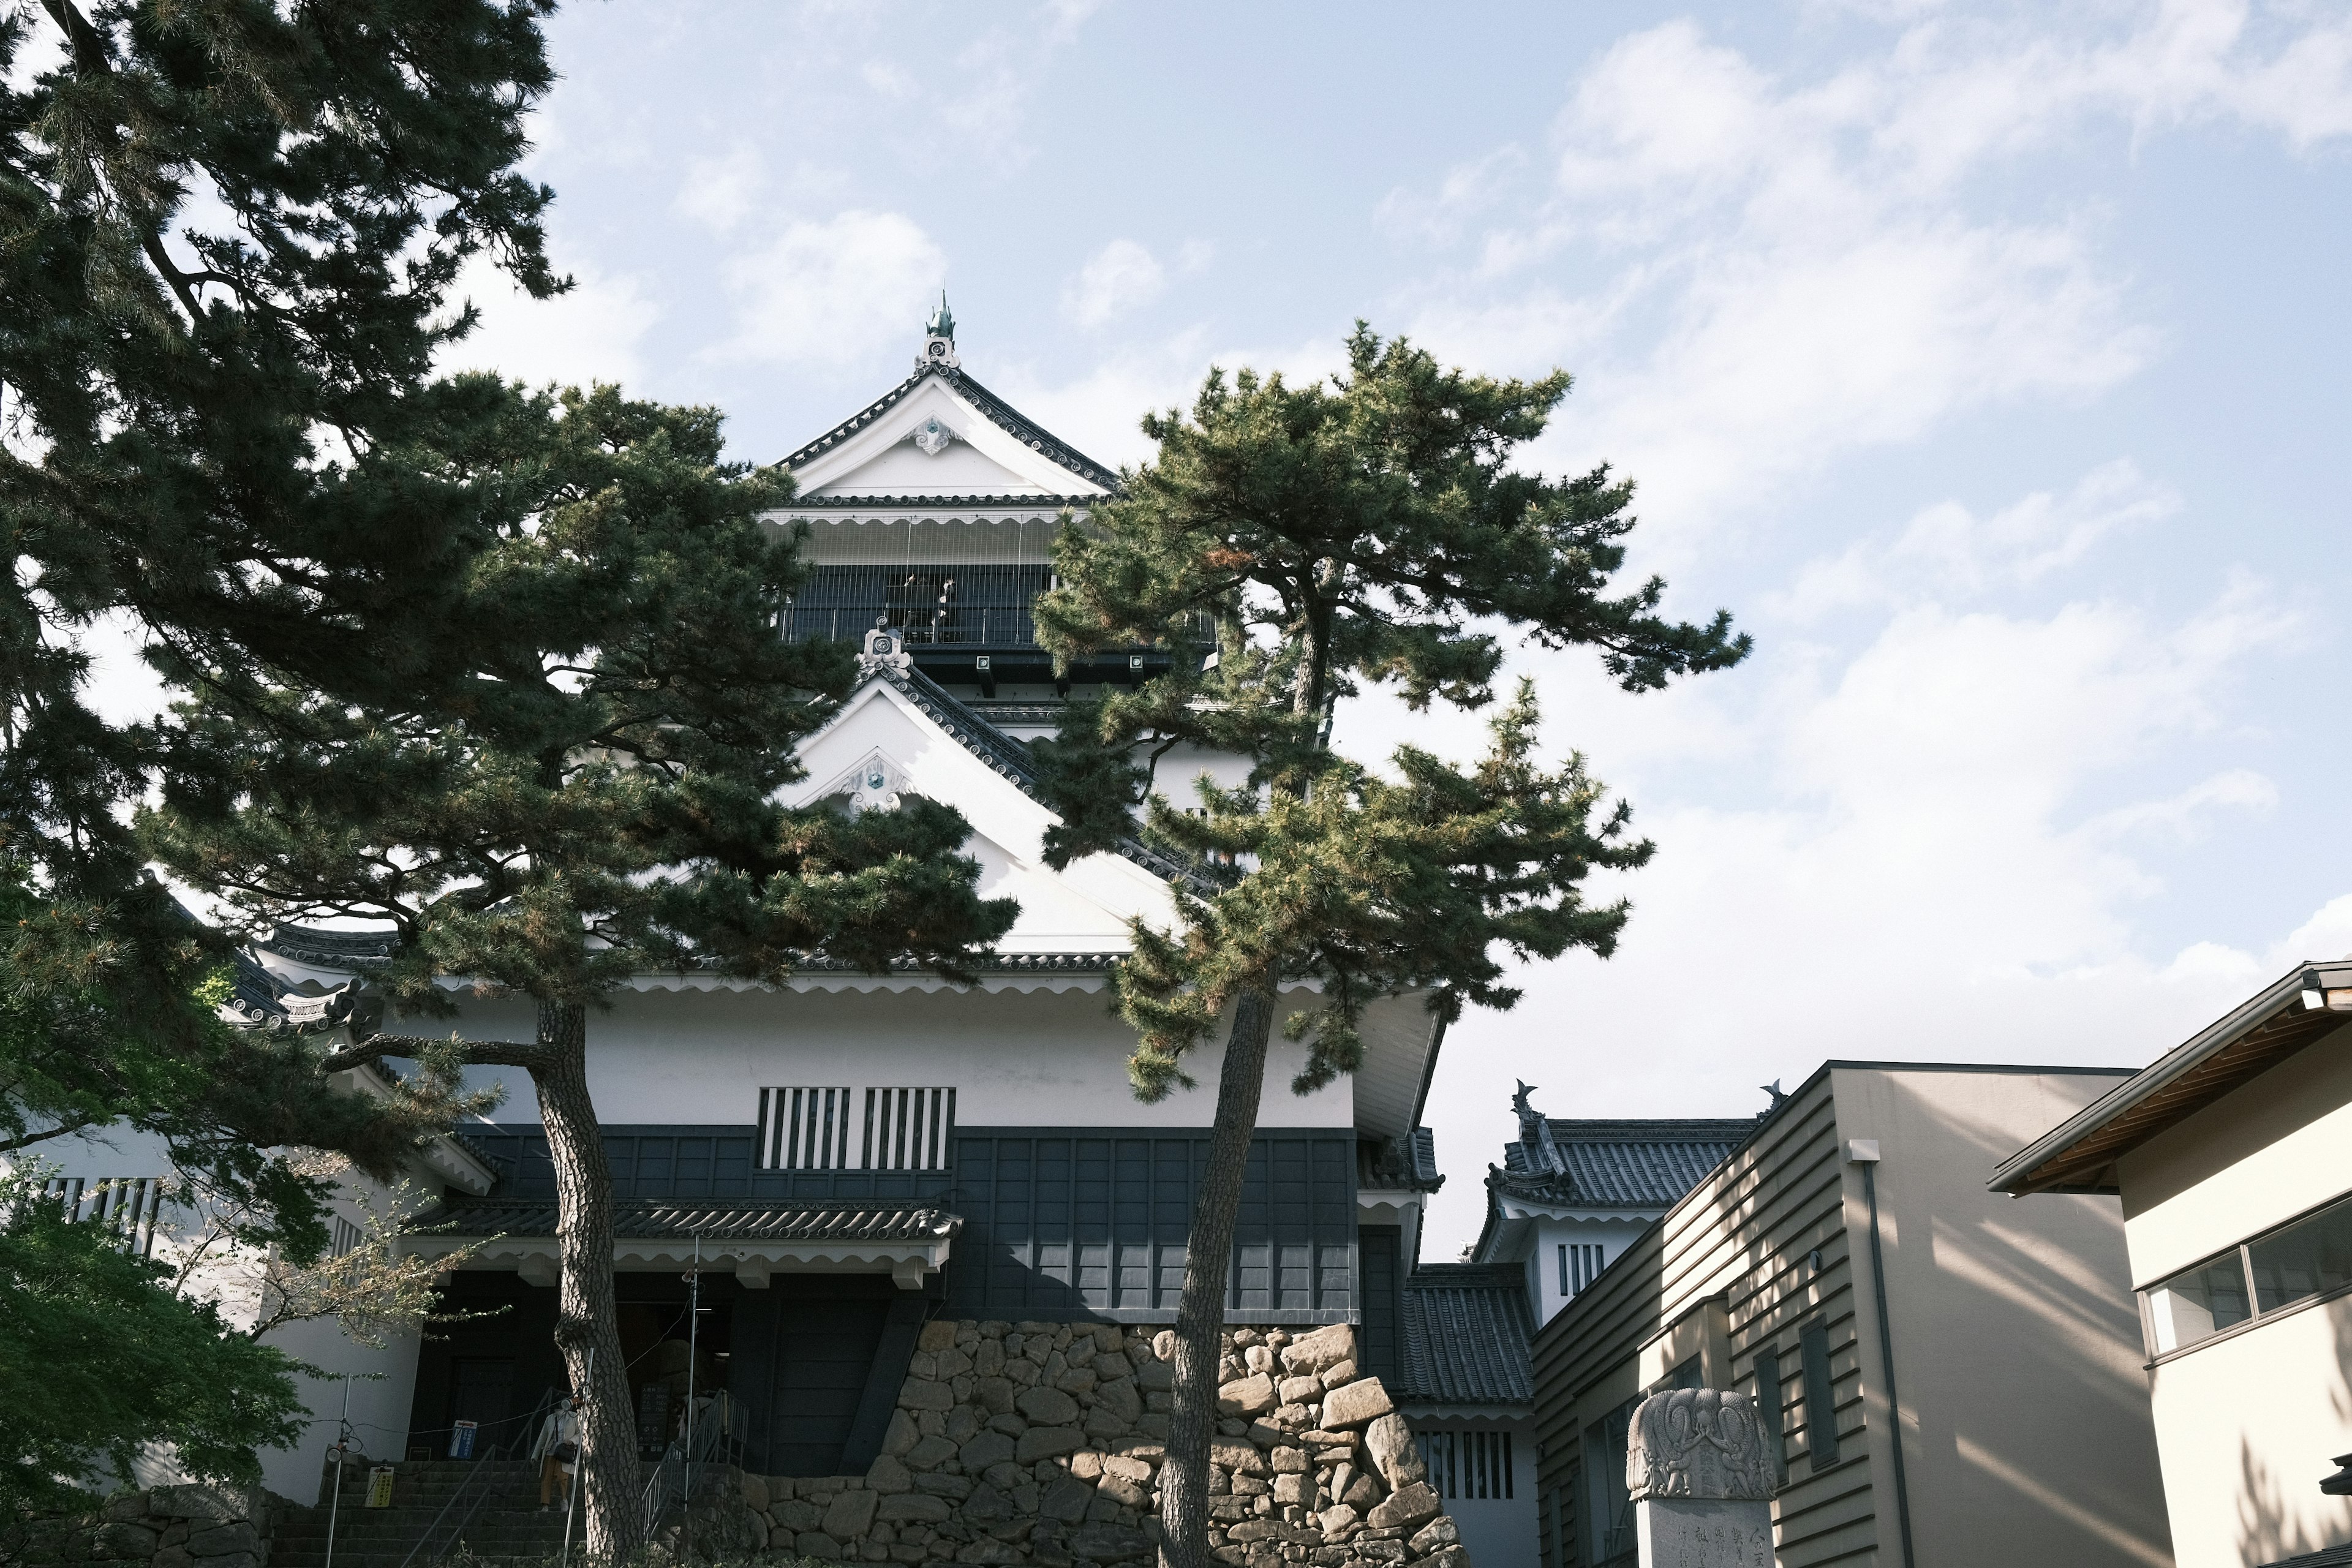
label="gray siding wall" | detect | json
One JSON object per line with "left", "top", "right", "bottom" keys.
{"left": 462, "top": 1124, "right": 1359, "bottom": 1322}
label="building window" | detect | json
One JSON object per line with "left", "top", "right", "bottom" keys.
{"left": 756, "top": 1086, "right": 855, "bottom": 1170}
{"left": 1559, "top": 1242, "right": 1604, "bottom": 1297}
{"left": 1798, "top": 1318, "right": 1839, "bottom": 1466}
{"left": 1583, "top": 1400, "right": 1635, "bottom": 1561}
{"left": 2146, "top": 1188, "right": 2352, "bottom": 1355}
{"left": 329, "top": 1215, "right": 365, "bottom": 1259}
{"left": 1417, "top": 1430, "right": 1513, "bottom": 1501}
{"left": 863, "top": 1087, "right": 955, "bottom": 1171}
{"left": 42, "top": 1176, "right": 164, "bottom": 1259}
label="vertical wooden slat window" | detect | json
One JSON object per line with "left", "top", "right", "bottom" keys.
{"left": 42, "top": 1175, "right": 163, "bottom": 1258}
{"left": 754, "top": 1087, "right": 853, "bottom": 1170}
{"left": 859, "top": 1088, "right": 956, "bottom": 1171}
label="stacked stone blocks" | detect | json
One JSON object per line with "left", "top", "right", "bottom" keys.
{"left": 1, "top": 1485, "right": 279, "bottom": 1568}
{"left": 729, "top": 1319, "right": 1469, "bottom": 1568}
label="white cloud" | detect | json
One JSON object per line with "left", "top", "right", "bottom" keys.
{"left": 712, "top": 210, "right": 946, "bottom": 367}
{"left": 1387, "top": 6, "right": 2352, "bottom": 544}
{"left": 674, "top": 145, "right": 766, "bottom": 234}
{"left": 1063, "top": 240, "right": 1167, "bottom": 328}
{"left": 1324, "top": 456, "right": 2312, "bottom": 1255}
{"left": 439, "top": 254, "right": 662, "bottom": 390}
{"left": 1774, "top": 459, "right": 2180, "bottom": 620}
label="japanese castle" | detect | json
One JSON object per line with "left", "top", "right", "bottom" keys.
{"left": 43, "top": 306, "right": 1501, "bottom": 1526}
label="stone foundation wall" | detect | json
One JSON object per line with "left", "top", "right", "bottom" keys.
{"left": 729, "top": 1321, "right": 1469, "bottom": 1568}
{"left": 0, "top": 1485, "right": 281, "bottom": 1568}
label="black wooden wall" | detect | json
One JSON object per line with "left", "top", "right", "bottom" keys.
{"left": 460, "top": 1123, "right": 1359, "bottom": 1322}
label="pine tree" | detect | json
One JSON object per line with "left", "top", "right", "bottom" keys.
{"left": 142, "top": 383, "right": 1019, "bottom": 1561}
{"left": 1030, "top": 326, "right": 1750, "bottom": 1568}
{"left": 2, "top": 0, "right": 567, "bottom": 1245}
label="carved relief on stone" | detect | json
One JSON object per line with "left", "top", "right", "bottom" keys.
{"left": 1626, "top": 1387, "right": 1776, "bottom": 1502}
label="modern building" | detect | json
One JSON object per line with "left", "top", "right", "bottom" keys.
{"left": 16, "top": 307, "right": 1455, "bottom": 1506}
{"left": 1531, "top": 1061, "right": 2175, "bottom": 1568}
{"left": 1370, "top": 1086, "right": 1753, "bottom": 1567}
{"left": 1992, "top": 958, "right": 2352, "bottom": 1568}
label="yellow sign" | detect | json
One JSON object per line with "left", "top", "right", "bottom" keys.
{"left": 365, "top": 1467, "right": 394, "bottom": 1509}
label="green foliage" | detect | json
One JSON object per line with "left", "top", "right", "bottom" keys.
{"left": 1033, "top": 322, "right": 1749, "bottom": 1092}
{"left": 0, "top": 1169, "right": 307, "bottom": 1518}
{"left": 0, "top": 862, "right": 473, "bottom": 1264}
{"left": 140, "top": 381, "right": 1019, "bottom": 1020}
{"left": 0, "top": 0, "right": 568, "bottom": 1237}
{"left": 1115, "top": 684, "right": 1653, "bottom": 1099}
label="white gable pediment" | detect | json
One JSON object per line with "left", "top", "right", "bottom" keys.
{"left": 789, "top": 376, "right": 1111, "bottom": 501}
{"left": 786, "top": 677, "right": 1175, "bottom": 952}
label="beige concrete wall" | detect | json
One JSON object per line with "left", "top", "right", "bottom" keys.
{"left": 2109, "top": 1026, "right": 2352, "bottom": 1567}
{"left": 2144, "top": 1294, "right": 2352, "bottom": 1568}
{"left": 2115, "top": 1017, "right": 2352, "bottom": 1284}
{"left": 1832, "top": 1066, "right": 2173, "bottom": 1568}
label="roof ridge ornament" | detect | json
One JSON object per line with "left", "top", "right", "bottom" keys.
{"left": 919, "top": 291, "right": 959, "bottom": 372}
{"left": 859, "top": 619, "right": 913, "bottom": 675}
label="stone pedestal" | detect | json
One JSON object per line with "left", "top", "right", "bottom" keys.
{"left": 1635, "top": 1496, "right": 1774, "bottom": 1567}
{"left": 1624, "top": 1387, "right": 1777, "bottom": 1568}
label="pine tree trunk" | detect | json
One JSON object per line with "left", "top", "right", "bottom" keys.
{"left": 1158, "top": 987, "right": 1275, "bottom": 1568}
{"left": 532, "top": 998, "right": 641, "bottom": 1562}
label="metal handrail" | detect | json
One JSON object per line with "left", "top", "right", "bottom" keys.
{"left": 639, "top": 1395, "right": 733, "bottom": 1539}
{"left": 393, "top": 1385, "right": 564, "bottom": 1568}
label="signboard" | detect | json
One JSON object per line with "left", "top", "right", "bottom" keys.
{"left": 365, "top": 1467, "right": 394, "bottom": 1509}
{"left": 449, "top": 1420, "right": 477, "bottom": 1460}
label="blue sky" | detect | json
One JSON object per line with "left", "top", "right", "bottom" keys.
{"left": 159, "top": 1, "right": 2352, "bottom": 1254}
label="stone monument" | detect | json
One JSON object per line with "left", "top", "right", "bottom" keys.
{"left": 1624, "top": 1386, "right": 1776, "bottom": 1567}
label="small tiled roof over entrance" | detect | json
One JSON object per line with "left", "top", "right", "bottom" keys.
{"left": 408, "top": 1196, "right": 960, "bottom": 1243}
{"left": 1395, "top": 1263, "right": 1537, "bottom": 1406}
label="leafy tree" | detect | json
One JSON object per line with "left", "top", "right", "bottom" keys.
{"left": 1, "top": 0, "right": 567, "bottom": 1245}
{"left": 1031, "top": 326, "right": 1750, "bottom": 1568}
{"left": 0, "top": 1167, "right": 308, "bottom": 1518}
{"left": 142, "top": 383, "right": 1020, "bottom": 1561}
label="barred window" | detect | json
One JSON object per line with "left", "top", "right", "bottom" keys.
{"left": 1417, "top": 1428, "right": 1513, "bottom": 1501}
{"left": 43, "top": 1175, "right": 164, "bottom": 1259}
{"left": 330, "top": 1215, "right": 365, "bottom": 1258}
{"left": 863, "top": 1087, "right": 955, "bottom": 1171}
{"left": 756, "top": 1087, "right": 856, "bottom": 1170}
{"left": 1559, "top": 1242, "right": 1605, "bottom": 1297}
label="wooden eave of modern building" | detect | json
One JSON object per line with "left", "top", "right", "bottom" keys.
{"left": 1990, "top": 959, "right": 2352, "bottom": 1197}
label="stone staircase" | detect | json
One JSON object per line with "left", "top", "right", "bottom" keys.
{"left": 271, "top": 1460, "right": 576, "bottom": 1568}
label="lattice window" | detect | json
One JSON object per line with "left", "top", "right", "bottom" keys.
{"left": 43, "top": 1175, "right": 164, "bottom": 1259}
{"left": 756, "top": 1087, "right": 856, "bottom": 1170}
{"left": 863, "top": 1087, "right": 956, "bottom": 1171}
{"left": 1418, "top": 1429, "right": 1514, "bottom": 1501}
{"left": 1559, "top": 1241, "right": 1605, "bottom": 1297}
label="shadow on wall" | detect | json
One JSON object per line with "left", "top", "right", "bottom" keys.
{"left": 1893, "top": 1085, "right": 2173, "bottom": 1567}
{"left": 2233, "top": 1298, "right": 2352, "bottom": 1566}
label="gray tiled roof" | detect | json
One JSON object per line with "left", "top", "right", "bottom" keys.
{"left": 1494, "top": 1118, "right": 1753, "bottom": 1209}
{"left": 1396, "top": 1264, "right": 1535, "bottom": 1406}
{"left": 409, "top": 1197, "right": 961, "bottom": 1243}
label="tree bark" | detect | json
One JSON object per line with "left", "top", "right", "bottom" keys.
{"left": 1158, "top": 987, "right": 1275, "bottom": 1568}
{"left": 531, "top": 1000, "right": 641, "bottom": 1564}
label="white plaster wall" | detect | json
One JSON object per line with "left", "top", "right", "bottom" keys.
{"left": 2143, "top": 1296, "right": 2352, "bottom": 1568}
{"left": 2116, "top": 1019, "right": 2352, "bottom": 1285}
{"left": 1528, "top": 1216, "right": 1657, "bottom": 1329}
{"left": 428, "top": 985, "right": 1357, "bottom": 1129}
{"left": 1423, "top": 1418, "right": 1537, "bottom": 1568}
